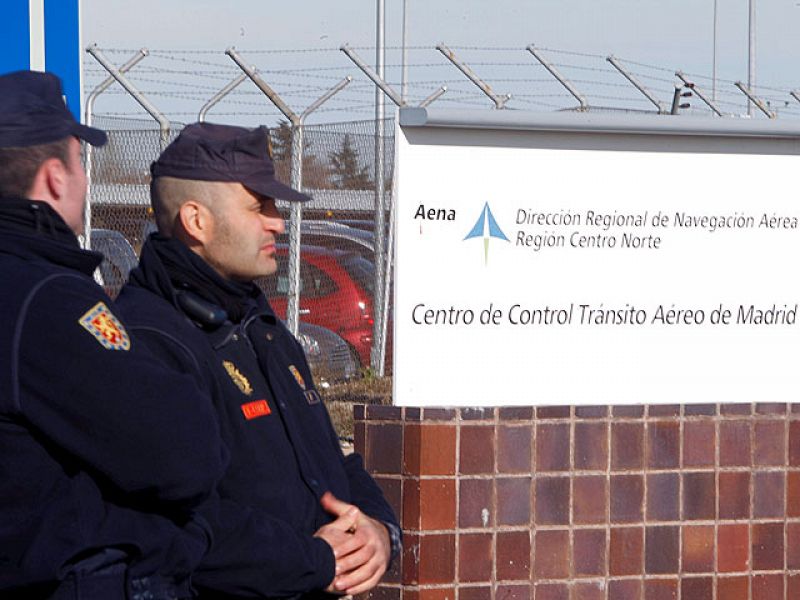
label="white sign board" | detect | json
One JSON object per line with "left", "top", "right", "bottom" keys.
{"left": 393, "top": 110, "right": 800, "bottom": 406}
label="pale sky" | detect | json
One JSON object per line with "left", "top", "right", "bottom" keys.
{"left": 81, "top": 1, "right": 800, "bottom": 125}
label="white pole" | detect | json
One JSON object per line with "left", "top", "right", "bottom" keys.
{"left": 712, "top": 0, "right": 718, "bottom": 102}
{"left": 748, "top": 0, "right": 755, "bottom": 116}
{"left": 402, "top": 0, "right": 409, "bottom": 102}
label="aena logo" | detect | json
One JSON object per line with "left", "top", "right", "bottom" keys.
{"left": 463, "top": 202, "right": 509, "bottom": 265}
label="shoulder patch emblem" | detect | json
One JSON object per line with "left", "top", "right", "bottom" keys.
{"left": 288, "top": 365, "right": 306, "bottom": 390}
{"left": 223, "top": 361, "right": 253, "bottom": 396}
{"left": 79, "top": 302, "right": 131, "bottom": 351}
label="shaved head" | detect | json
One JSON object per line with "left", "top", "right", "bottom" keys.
{"left": 150, "top": 176, "right": 234, "bottom": 236}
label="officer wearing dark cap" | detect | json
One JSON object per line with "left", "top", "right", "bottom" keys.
{"left": 115, "top": 122, "right": 400, "bottom": 598}
{"left": 0, "top": 72, "right": 228, "bottom": 599}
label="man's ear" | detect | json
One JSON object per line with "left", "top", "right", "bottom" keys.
{"left": 28, "top": 158, "right": 68, "bottom": 204}
{"left": 176, "top": 200, "right": 213, "bottom": 244}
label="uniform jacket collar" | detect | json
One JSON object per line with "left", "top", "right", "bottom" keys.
{"left": 0, "top": 196, "right": 102, "bottom": 275}
{"left": 129, "top": 234, "right": 274, "bottom": 326}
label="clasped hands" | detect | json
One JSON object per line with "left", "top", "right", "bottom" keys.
{"left": 314, "top": 491, "right": 391, "bottom": 595}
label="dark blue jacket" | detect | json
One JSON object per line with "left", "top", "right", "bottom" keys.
{"left": 0, "top": 199, "right": 227, "bottom": 599}
{"left": 116, "top": 235, "right": 399, "bottom": 599}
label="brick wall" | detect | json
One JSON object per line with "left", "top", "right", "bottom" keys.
{"left": 354, "top": 403, "right": 800, "bottom": 600}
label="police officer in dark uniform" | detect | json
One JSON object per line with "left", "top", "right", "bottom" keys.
{"left": 0, "top": 72, "right": 228, "bottom": 599}
{"left": 116, "top": 122, "right": 401, "bottom": 598}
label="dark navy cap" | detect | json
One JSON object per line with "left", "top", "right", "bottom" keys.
{"left": 0, "top": 71, "right": 107, "bottom": 148}
{"left": 151, "top": 122, "right": 311, "bottom": 202}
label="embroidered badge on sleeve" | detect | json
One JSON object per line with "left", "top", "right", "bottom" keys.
{"left": 79, "top": 302, "right": 131, "bottom": 351}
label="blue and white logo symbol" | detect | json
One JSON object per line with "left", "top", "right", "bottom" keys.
{"left": 463, "top": 202, "right": 510, "bottom": 265}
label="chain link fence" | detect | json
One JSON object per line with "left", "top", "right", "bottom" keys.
{"left": 88, "top": 116, "right": 395, "bottom": 420}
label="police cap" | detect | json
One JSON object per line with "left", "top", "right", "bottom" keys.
{"left": 151, "top": 122, "right": 310, "bottom": 202}
{"left": 0, "top": 70, "right": 107, "bottom": 148}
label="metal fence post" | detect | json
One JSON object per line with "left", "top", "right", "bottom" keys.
{"left": 86, "top": 45, "right": 171, "bottom": 149}
{"left": 526, "top": 45, "right": 589, "bottom": 111}
{"left": 734, "top": 82, "right": 776, "bottom": 118}
{"left": 198, "top": 73, "right": 248, "bottom": 122}
{"left": 83, "top": 48, "right": 148, "bottom": 250}
{"left": 606, "top": 55, "right": 666, "bottom": 114}
{"left": 341, "top": 45, "right": 450, "bottom": 375}
{"left": 674, "top": 72, "right": 724, "bottom": 117}
{"left": 436, "top": 43, "right": 511, "bottom": 109}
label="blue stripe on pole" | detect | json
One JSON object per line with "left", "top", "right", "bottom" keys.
{"left": 45, "top": 0, "right": 82, "bottom": 120}
{"left": 0, "top": 1, "right": 31, "bottom": 73}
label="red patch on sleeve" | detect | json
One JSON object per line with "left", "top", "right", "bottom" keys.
{"left": 241, "top": 400, "right": 271, "bottom": 420}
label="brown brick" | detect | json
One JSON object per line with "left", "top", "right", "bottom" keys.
{"left": 535, "top": 477, "right": 570, "bottom": 526}
{"left": 418, "top": 588, "right": 454, "bottom": 600}
{"left": 573, "top": 476, "right": 606, "bottom": 525}
{"left": 376, "top": 477, "right": 401, "bottom": 526}
{"left": 459, "top": 479, "right": 493, "bottom": 529}
{"left": 611, "top": 422, "right": 644, "bottom": 470}
{"left": 419, "top": 479, "right": 456, "bottom": 530}
{"left": 681, "top": 525, "right": 714, "bottom": 573}
{"left": 716, "top": 576, "right": 749, "bottom": 600}
{"left": 650, "top": 404, "right": 681, "bottom": 417}
{"left": 645, "top": 526, "right": 679, "bottom": 574}
{"left": 680, "top": 577, "right": 712, "bottom": 600}
{"left": 752, "top": 522, "right": 784, "bottom": 571}
{"left": 647, "top": 421, "right": 679, "bottom": 469}
{"left": 720, "top": 421, "right": 751, "bottom": 467}
{"left": 538, "top": 406, "right": 570, "bottom": 419}
{"left": 536, "top": 423, "right": 570, "bottom": 472}
{"left": 719, "top": 472, "right": 750, "bottom": 520}
{"left": 755, "top": 403, "right": 786, "bottom": 415}
{"left": 607, "top": 580, "right": 641, "bottom": 600}
{"left": 458, "top": 533, "right": 492, "bottom": 582}
{"left": 610, "top": 474, "right": 644, "bottom": 523}
{"left": 403, "top": 424, "right": 421, "bottom": 476}
{"left": 497, "top": 531, "right": 531, "bottom": 581}
{"left": 788, "top": 522, "right": 800, "bottom": 569}
{"left": 718, "top": 524, "right": 749, "bottom": 573}
{"left": 788, "top": 472, "right": 800, "bottom": 517}
{"left": 609, "top": 527, "right": 643, "bottom": 576}
{"left": 572, "top": 529, "right": 606, "bottom": 576}
{"left": 789, "top": 574, "right": 800, "bottom": 600}
{"left": 683, "top": 421, "right": 715, "bottom": 467}
{"left": 403, "top": 479, "right": 421, "bottom": 530}
{"left": 683, "top": 404, "right": 715, "bottom": 416}
{"left": 532, "top": 583, "right": 566, "bottom": 600}
{"left": 418, "top": 534, "right": 455, "bottom": 583}
{"left": 575, "top": 405, "right": 608, "bottom": 419}
{"left": 643, "top": 579, "right": 677, "bottom": 600}
{"left": 646, "top": 473, "right": 679, "bottom": 522}
{"left": 499, "top": 407, "right": 533, "bottom": 420}
{"left": 459, "top": 587, "right": 491, "bottom": 600}
{"left": 754, "top": 421, "right": 786, "bottom": 466}
{"left": 459, "top": 425, "right": 495, "bottom": 475}
{"left": 497, "top": 584, "right": 530, "bottom": 600}
{"left": 753, "top": 471, "right": 785, "bottom": 519}
{"left": 420, "top": 425, "right": 456, "bottom": 476}
{"left": 571, "top": 582, "right": 605, "bottom": 600}
{"left": 791, "top": 421, "right": 800, "bottom": 465}
{"left": 752, "top": 574, "right": 784, "bottom": 600}
{"left": 721, "top": 403, "right": 751, "bottom": 416}
{"left": 497, "top": 477, "right": 531, "bottom": 526}
{"left": 367, "top": 423, "right": 403, "bottom": 474}
{"left": 574, "top": 422, "right": 607, "bottom": 471}
{"left": 682, "top": 472, "right": 715, "bottom": 520}
{"left": 533, "top": 529, "right": 569, "bottom": 580}
{"left": 498, "top": 425, "right": 532, "bottom": 474}
{"left": 402, "top": 533, "right": 420, "bottom": 584}
{"left": 613, "top": 405, "right": 644, "bottom": 418}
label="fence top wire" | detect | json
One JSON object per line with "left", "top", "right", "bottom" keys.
{"left": 86, "top": 45, "right": 800, "bottom": 125}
